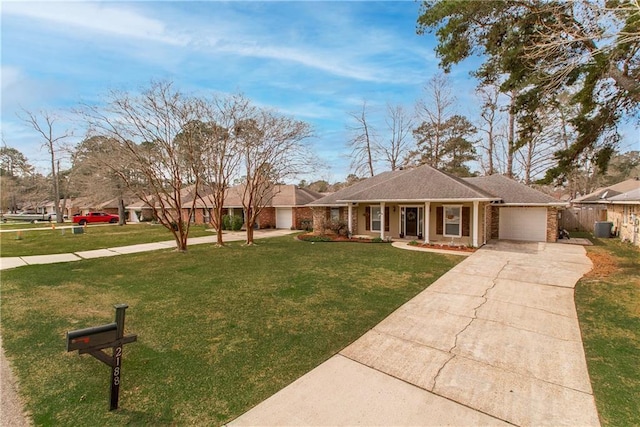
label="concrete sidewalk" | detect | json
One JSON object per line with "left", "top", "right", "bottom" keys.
{"left": 229, "top": 241, "right": 599, "bottom": 426}
{"left": 0, "top": 229, "right": 296, "bottom": 270}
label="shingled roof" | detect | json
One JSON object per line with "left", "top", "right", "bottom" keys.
{"left": 573, "top": 178, "right": 640, "bottom": 203}
{"left": 200, "top": 184, "right": 324, "bottom": 208}
{"left": 464, "top": 174, "right": 563, "bottom": 205}
{"left": 607, "top": 187, "right": 640, "bottom": 204}
{"left": 309, "top": 165, "right": 563, "bottom": 206}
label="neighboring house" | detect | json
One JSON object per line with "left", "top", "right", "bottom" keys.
{"left": 563, "top": 178, "right": 640, "bottom": 231}
{"left": 68, "top": 196, "right": 139, "bottom": 220}
{"left": 67, "top": 196, "right": 98, "bottom": 216}
{"left": 43, "top": 199, "right": 73, "bottom": 218}
{"left": 606, "top": 187, "right": 640, "bottom": 246}
{"left": 185, "top": 184, "right": 324, "bottom": 229}
{"left": 308, "top": 165, "right": 566, "bottom": 245}
{"left": 125, "top": 197, "right": 155, "bottom": 223}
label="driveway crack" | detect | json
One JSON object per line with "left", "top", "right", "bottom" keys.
{"left": 433, "top": 261, "right": 508, "bottom": 388}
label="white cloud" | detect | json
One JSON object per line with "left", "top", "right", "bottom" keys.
{"left": 2, "top": 1, "right": 188, "bottom": 46}
{"left": 1, "top": 66, "right": 22, "bottom": 91}
{"left": 216, "top": 42, "right": 387, "bottom": 83}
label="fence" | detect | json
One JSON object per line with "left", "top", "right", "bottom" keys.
{"left": 560, "top": 205, "right": 608, "bottom": 232}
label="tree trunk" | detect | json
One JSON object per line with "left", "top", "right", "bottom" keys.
{"left": 118, "top": 196, "right": 126, "bottom": 226}
{"left": 246, "top": 222, "right": 254, "bottom": 245}
{"left": 52, "top": 158, "right": 61, "bottom": 222}
{"left": 487, "top": 121, "right": 495, "bottom": 175}
{"left": 177, "top": 223, "right": 188, "bottom": 252}
{"left": 507, "top": 92, "right": 516, "bottom": 178}
{"left": 215, "top": 205, "right": 224, "bottom": 246}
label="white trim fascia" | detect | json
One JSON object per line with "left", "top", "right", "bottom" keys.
{"left": 307, "top": 203, "right": 350, "bottom": 207}
{"left": 498, "top": 202, "right": 568, "bottom": 207}
{"left": 609, "top": 201, "right": 640, "bottom": 205}
{"left": 336, "top": 198, "right": 499, "bottom": 203}
{"left": 571, "top": 200, "right": 611, "bottom": 205}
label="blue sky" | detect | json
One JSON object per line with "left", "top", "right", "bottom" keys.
{"left": 2, "top": 1, "right": 636, "bottom": 183}
{"left": 1, "top": 0, "right": 480, "bottom": 182}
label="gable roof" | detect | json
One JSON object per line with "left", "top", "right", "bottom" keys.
{"left": 573, "top": 178, "right": 640, "bottom": 203}
{"left": 196, "top": 184, "right": 324, "bottom": 208}
{"left": 309, "top": 165, "right": 497, "bottom": 205}
{"left": 309, "top": 165, "right": 561, "bottom": 206}
{"left": 271, "top": 185, "right": 324, "bottom": 207}
{"left": 464, "top": 174, "right": 563, "bottom": 205}
{"left": 607, "top": 187, "right": 640, "bottom": 204}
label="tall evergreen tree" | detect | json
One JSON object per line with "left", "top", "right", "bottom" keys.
{"left": 417, "top": 0, "right": 640, "bottom": 182}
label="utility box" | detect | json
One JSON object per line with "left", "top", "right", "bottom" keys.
{"left": 73, "top": 226, "right": 84, "bottom": 235}
{"left": 594, "top": 221, "right": 613, "bottom": 238}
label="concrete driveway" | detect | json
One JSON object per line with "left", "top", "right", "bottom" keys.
{"left": 229, "top": 241, "right": 599, "bottom": 426}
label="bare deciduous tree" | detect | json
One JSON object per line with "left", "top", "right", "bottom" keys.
{"left": 236, "top": 109, "right": 314, "bottom": 245}
{"left": 409, "top": 73, "right": 456, "bottom": 168}
{"left": 378, "top": 103, "right": 415, "bottom": 170}
{"left": 18, "top": 110, "right": 73, "bottom": 223}
{"left": 195, "top": 94, "right": 249, "bottom": 246}
{"left": 347, "top": 101, "right": 377, "bottom": 177}
{"left": 82, "top": 81, "right": 205, "bottom": 252}
{"left": 476, "top": 84, "right": 504, "bottom": 175}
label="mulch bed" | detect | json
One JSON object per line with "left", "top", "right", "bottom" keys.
{"left": 297, "top": 233, "right": 384, "bottom": 243}
{"left": 408, "top": 242, "right": 476, "bottom": 253}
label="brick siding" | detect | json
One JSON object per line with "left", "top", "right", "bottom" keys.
{"left": 258, "top": 207, "right": 276, "bottom": 228}
{"left": 547, "top": 207, "right": 558, "bottom": 242}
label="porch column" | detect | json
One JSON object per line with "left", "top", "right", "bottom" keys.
{"left": 424, "top": 202, "right": 430, "bottom": 244}
{"left": 380, "top": 202, "right": 385, "bottom": 240}
{"left": 473, "top": 201, "right": 479, "bottom": 247}
{"left": 347, "top": 204, "right": 353, "bottom": 235}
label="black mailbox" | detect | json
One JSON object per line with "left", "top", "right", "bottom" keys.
{"left": 67, "top": 323, "right": 118, "bottom": 352}
{"left": 66, "top": 304, "right": 137, "bottom": 410}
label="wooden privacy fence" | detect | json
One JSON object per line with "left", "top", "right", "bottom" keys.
{"left": 560, "top": 205, "right": 608, "bottom": 232}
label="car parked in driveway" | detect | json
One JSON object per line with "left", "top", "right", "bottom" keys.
{"left": 72, "top": 212, "right": 119, "bottom": 225}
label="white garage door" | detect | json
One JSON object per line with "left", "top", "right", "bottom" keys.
{"left": 276, "top": 208, "right": 293, "bottom": 229}
{"left": 499, "top": 207, "right": 547, "bottom": 242}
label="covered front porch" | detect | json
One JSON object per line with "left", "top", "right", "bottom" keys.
{"left": 342, "top": 201, "right": 488, "bottom": 248}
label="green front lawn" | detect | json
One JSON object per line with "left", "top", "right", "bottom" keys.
{"left": 575, "top": 237, "right": 640, "bottom": 427}
{"left": 0, "top": 223, "right": 214, "bottom": 257}
{"left": 0, "top": 236, "right": 461, "bottom": 425}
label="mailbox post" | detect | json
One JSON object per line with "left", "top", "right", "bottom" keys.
{"left": 66, "top": 304, "right": 137, "bottom": 411}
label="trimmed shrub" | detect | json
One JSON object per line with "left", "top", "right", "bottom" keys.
{"left": 299, "top": 219, "right": 313, "bottom": 231}
{"left": 222, "top": 215, "right": 243, "bottom": 231}
{"left": 320, "top": 219, "right": 349, "bottom": 236}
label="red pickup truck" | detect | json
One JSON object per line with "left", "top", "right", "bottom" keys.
{"left": 73, "top": 212, "right": 119, "bottom": 225}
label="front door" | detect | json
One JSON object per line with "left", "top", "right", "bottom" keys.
{"left": 406, "top": 207, "right": 418, "bottom": 236}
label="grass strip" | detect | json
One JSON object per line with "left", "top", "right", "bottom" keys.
{"left": 575, "top": 236, "right": 640, "bottom": 427}
{"left": 0, "top": 223, "right": 213, "bottom": 257}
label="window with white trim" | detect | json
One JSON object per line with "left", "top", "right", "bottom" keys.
{"left": 443, "top": 205, "right": 462, "bottom": 237}
{"left": 371, "top": 206, "right": 381, "bottom": 231}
